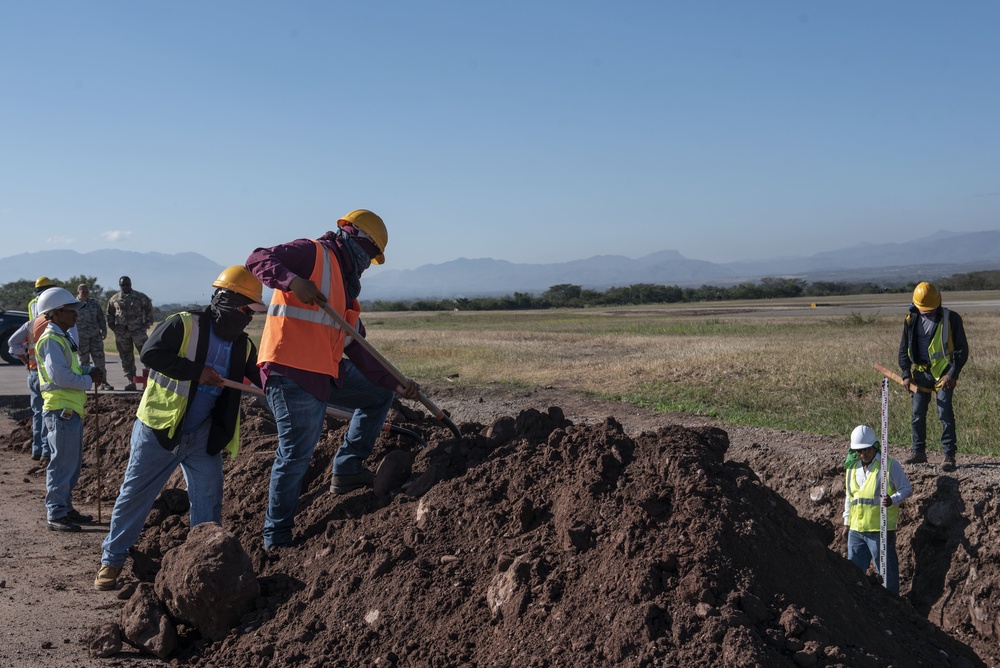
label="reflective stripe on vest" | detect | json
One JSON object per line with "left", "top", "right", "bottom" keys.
{"left": 36, "top": 330, "right": 87, "bottom": 416}
{"left": 136, "top": 313, "right": 198, "bottom": 439}
{"left": 26, "top": 317, "right": 47, "bottom": 370}
{"left": 257, "top": 240, "right": 361, "bottom": 378}
{"left": 846, "top": 458, "right": 898, "bottom": 532}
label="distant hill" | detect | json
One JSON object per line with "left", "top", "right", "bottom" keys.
{"left": 1, "top": 230, "right": 998, "bottom": 304}
{"left": 361, "top": 229, "right": 1000, "bottom": 300}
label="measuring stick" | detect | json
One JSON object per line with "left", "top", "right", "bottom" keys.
{"left": 93, "top": 384, "right": 103, "bottom": 524}
{"left": 879, "top": 377, "right": 889, "bottom": 589}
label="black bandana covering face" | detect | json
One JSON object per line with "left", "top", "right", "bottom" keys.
{"left": 210, "top": 290, "right": 254, "bottom": 341}
{"left": 336, "top": 228, "right": 373, "bottom": 300}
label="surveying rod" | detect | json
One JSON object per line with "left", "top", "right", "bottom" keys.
{"left": 879, "top": 377, "right": 889, "bottom": 588}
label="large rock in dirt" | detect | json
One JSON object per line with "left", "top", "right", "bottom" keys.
{"left": 120, "top": 582, "right": 177, "bottom": 659}
{"left": 83, "top": 622, "right": 122, "bottom": 658}
{"left": 154, "top": 522, "right": 259, "bottom": 641}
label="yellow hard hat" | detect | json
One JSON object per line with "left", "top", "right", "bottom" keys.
{"left": 338, "top": 209, "right": 387, "bottom": 265}
{"left": 212, "top": 265, "right": 265, "bottom": 309}
{"left": 35, "top": 276, "right": 54, "bottom": 289}
{"left": 912, "top": 282, "right": 941, "bottom": 310}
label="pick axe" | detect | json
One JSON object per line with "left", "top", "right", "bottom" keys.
{"left": 219, "top": 378, "right": 427, "bottom": 447}
{"left": 873, "top": 363, "right": 934, "bottom": 394}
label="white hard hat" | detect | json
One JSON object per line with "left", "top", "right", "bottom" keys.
{"left": 37, "top": 287, "right": 81, "bottom": 315}
{"left": 850, "top": 425, "right": 878, "bottom": 450}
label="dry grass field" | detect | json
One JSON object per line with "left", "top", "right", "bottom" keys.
{"left": 354, "top": 292, "right": 1000, "bottom": 456}
{"left": 137, "top": 292, "right": 998, "bottom": 455}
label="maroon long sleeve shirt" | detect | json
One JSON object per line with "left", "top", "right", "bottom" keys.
{"left": 246, "top": 233, "right": 398, "bottom": 402}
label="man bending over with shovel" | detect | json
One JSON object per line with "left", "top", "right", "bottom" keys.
{"left": 94, "top": 266, "right": 266, "bottom": 591}
{"left": 246, "top": 209, "right": 420, "bottom": 554}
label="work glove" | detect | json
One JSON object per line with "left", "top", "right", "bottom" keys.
{"left": 88, "top": 368, "right": 106, "bottom": 385}
{"left": 881, "top": 495, "right": 893, "bottom": 507}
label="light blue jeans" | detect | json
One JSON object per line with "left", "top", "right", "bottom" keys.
{"left": 28, "top": 370, "right": 50, "bottom": 459}
{"left": 100, "top": 419, "right": 221, "bottom": 568}
{"left": 848, "top": 529, "right": 899, "bottom": 594}
{"left": 43, "top": 409, "right": 83, "bottom": 520}
{"left": 263, "top": 362, "right": 394, "bottom": 549}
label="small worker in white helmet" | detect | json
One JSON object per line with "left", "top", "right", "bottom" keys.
{"left": 843, "top": 425, "right": 913, "bottom": 594}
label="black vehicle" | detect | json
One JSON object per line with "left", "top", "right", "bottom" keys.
{"left": 0, "top": 308, "right": 30, "bottom": 364}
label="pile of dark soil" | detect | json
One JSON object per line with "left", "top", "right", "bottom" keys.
{"left": 4, "top": 390, "right": 999, "bottom": 667}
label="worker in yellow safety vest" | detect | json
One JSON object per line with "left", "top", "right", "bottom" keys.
{"left": 843, "top": 425, "right": 912, "bottom": 594}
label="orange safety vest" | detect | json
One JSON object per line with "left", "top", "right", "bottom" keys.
{"left": 258, "top": 240, "right": 361, "bottom": 378}
{"left": 26, "top": 317, "right": 48, "bottom": 370}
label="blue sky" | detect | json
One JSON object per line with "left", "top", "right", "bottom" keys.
{"left": 2, "top": 2, "right": 998, "bottom": 274}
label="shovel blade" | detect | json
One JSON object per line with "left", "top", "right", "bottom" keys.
{"left": 373, "top": 450, "right": 415, "bottom": 497}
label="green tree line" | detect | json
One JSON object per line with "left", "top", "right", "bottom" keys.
{"left": 4, "top": 269, "right": 997, "bottom": 314}
{"left": 0, "top": 276, "right": 109, "bottom": 312}
{"left": 366, "top": 270, "right": 1000, "bottom": 312}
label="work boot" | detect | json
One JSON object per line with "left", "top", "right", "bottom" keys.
{"left": 99, "top": 383, "right": 114, "bottom": 391}
{"left": 904, "top": 451, "right": 927, "bottom": 465}
{"left": 941, "top": 455, "right": 957, "bottom": 472}
{"left": 94, "top": 565, "right": 121, "bottom": 591}
{"left": 66, "top": 508, "right": 94, "bottom": 523}
{"left": 123, "top": 383, "right": 137, "bottom": 391}
{"left": 330, "top": 469, "right": 375, "bottom": 495}
{"left": 31, "top": 454, "right": 41, "bottom": 461}
{"left": 47, "top": 516, "right": 82, "bottom": 532}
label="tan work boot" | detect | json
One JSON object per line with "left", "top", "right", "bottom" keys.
{"left": 94, "top": 565, "right": 121, "bottom": 591}
{"left": 941, "top": 455, "right": 957, "bottom": 472}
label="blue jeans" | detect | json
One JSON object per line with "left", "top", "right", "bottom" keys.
{"left": 848, "top": 529, "right": 899, "bottom": 594}
{"left": 43, "top": 410, "right": 83, "bottom": 520}
{"left": 28, "top": 370, "right": 50, "bottom": 458}
{"left": 262, "top": 363, "right": 394, "bottom": 549}
{"left": 101, "top": 419, "right": 221, "bottom": 568}
{"left": 910, "top": 369, "right": 956, "bottom": 457}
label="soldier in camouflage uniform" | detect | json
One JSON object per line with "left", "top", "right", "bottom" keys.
{"left": 106, "top": 276, "right": 154, "bottom": 391}
{"left": 75, "top": 283, "right": 114, "bottom": 390}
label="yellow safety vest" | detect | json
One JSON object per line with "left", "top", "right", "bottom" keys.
{"left": 846, "top": 458, "right": 899, "bottom": 532}
{"left": 908, "top": 308, "right": 953, "bottom": 380}
{"left": 36, "top": 330, "right": 87, "bottom": 416}
{"left": 135, "top": 312, "right": 249, "bottom": 458}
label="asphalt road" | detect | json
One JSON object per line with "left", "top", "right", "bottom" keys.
{"left": 0, "top": 353, "right": 141, "bottom": 396}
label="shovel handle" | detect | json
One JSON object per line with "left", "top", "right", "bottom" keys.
{"left": 219, "top": 378, "right": 356, "bottom": 423}
{"left": 221, "top": 378, "right": 429, "bottom": 444}
{"left": 315, "top": 301, "right": 450, "bottom": 421}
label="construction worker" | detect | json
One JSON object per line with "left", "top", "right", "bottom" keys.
{"left": 34, "top": 287, "right": 106, "bottom": 532}
{"left": 107, "top": 276, "right": 154, "bottom": 391}
{"left": 843, "top": 425, "right": 912, "bottom": 595}
{"left": 897, "top": 282, "right": 969, "bottom": 472}
{"left": 75, "top": 283, "right": 113, "bottom": 390}
{"left": 246, "top": 208, "right": 420, "bottom": 553}
{"left": 27, "top": 276, "right": 55, "bottom": 319}
{"left": 7, "top": 313, "right": 53, "bottom": 461}
{"left": 95, "top": 266, "right": 266, "bottom": 591}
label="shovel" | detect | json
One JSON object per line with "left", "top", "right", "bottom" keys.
{"left": 315, "top": 300, "right": 463, "bottom": 438}
{"left": 219, "top": 378, "right": 426, "bottom": 447}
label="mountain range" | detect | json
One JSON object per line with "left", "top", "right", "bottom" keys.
{"left": 0, "top": 230, "right": 997, "bottom": 304}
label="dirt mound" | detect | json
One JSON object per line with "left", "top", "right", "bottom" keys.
{"left": 4, "top": 392, "right": 999, "bottom": 666}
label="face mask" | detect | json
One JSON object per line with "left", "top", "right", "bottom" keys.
{"left": 210, "top": 290, "right": 254, "bottom": 341}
